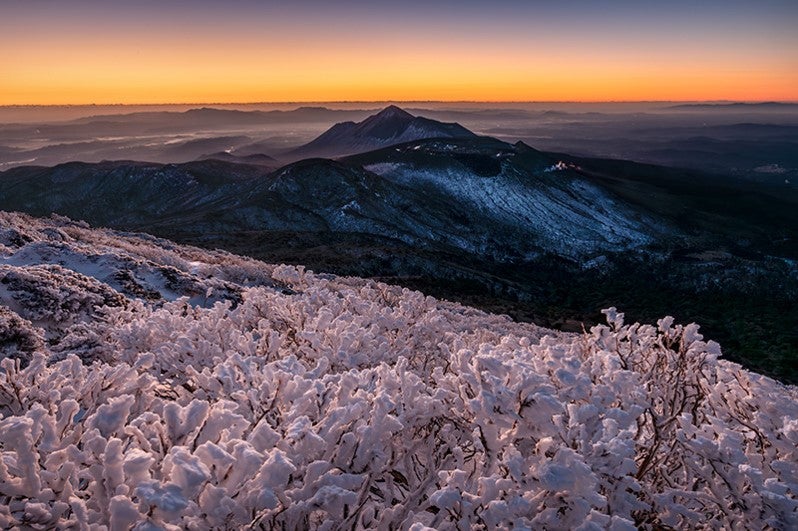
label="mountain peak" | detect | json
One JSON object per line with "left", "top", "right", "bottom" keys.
{"left": 291, "top": 106, "right": 475, "bottom": 158}
{"left": 372, "top": 105, "right": 414, "bottom": 120}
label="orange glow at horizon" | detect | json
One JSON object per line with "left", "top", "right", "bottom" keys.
{"left": 4, "top": 47, "right": 796, "bottom": 105}
{"left": 2, "top": 4, "right": 797, "bottom": 105}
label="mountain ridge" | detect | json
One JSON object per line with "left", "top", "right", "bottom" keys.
{"left": 289, "top": 105, "right": 477, "bottom": 159}
{"left": 0, "top": 136, "right": 673, "bottom": 261}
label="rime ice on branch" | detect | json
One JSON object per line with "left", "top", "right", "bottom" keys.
{"left": 0, "top": 211, "right": 796, "bottom": 529}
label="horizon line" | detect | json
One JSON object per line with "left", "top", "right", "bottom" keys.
{"left": 2, "top": 99, "right": 798, "bottom": 108}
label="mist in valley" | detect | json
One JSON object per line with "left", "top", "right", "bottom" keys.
{"left": 2, "top": 102, "right": 796, "bottom": 186}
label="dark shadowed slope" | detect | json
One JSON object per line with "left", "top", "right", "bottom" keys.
{"left": 195, "top": 151, "right": 278, "bottom": 168}
{"left": 3, "top": 134, "right": 797, "bottom": 262}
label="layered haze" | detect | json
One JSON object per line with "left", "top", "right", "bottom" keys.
{"left": 2, "top": 102, "right": 797, "bottom": 186}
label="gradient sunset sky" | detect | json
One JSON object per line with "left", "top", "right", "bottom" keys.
{"left": 2, "top": 0, "right": 797, "bottom": 105}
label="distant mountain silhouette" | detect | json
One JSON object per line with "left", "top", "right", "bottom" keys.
{"left": 289, "top": 105, "right": 477, "bottom": 159}
{"left": 71, "top": 106, "right": 374, "bottom": 126}
{"left": 196, "top": 151, "right": 277, "bottom": 167}
{"left": 667, "top": 102, "right": 798, "bottom": 110}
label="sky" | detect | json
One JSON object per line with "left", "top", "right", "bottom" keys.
{"left": 1, "top": 0, "right": 797, "bottom": 105}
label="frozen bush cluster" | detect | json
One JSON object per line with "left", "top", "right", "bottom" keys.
{"left": 0, "top": 211, "right": 796, "bottom": 529}
{"left": 0, "top": 307, "right": 44, "bottom": 367}
{"left": 0, "top": 264, "right": 127, "bottom": 324}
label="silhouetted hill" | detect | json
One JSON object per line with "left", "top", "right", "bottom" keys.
{"left": 196, "top": 151, "right": 278, "bottom": 167}
{"left": 289, "top": 105, "right": 477, "bottom": 159}
{"left": 668, "top": 102, "right": 798, "bottom": 111}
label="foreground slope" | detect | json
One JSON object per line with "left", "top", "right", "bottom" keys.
{"left": 0, "top": 212, "right": 796, "bottom": 529}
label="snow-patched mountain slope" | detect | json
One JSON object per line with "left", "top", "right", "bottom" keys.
{"left": 349, "top": 138, "right": 671, "bottom": 259}
{"left": 1, "top": 138, "right": 672, "bottom": 261}
{"left": 0, "top": 212, "right": 796, "bottom": 529}
{"left": 248, "top": 137, "right": 673, "bottom": 261}
{"left": 290, "top": 105, "right": 476, "bottom": 159}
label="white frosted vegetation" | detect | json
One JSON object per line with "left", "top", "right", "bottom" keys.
{"left": 0, "top": 212, "right": 796, "bottom": 529}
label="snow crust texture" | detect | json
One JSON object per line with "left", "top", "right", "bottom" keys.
{"left": 0, "top": 211, "right": 796, "bottom": 529}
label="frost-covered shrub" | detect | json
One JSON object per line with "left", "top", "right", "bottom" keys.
{"left": 0, "top": 211, "right": 796, "bottom": 529}
{"left": 0, "top": 307, "right": 44, "bottom": 367}
{"left": 0, "top": 227, "right": 34, "bottom": 248}
{"left": 0, "top": 264, "right": 126, "bottom": 323}
{"left": 590, "top": 309, "right": 798, "bottom": 528}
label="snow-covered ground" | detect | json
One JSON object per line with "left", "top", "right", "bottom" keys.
{"left": 0, "top": 211, "right": 796, "bottom": 529}
{"left": 364, "top": 161, "right": 663, "bottom": 259}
